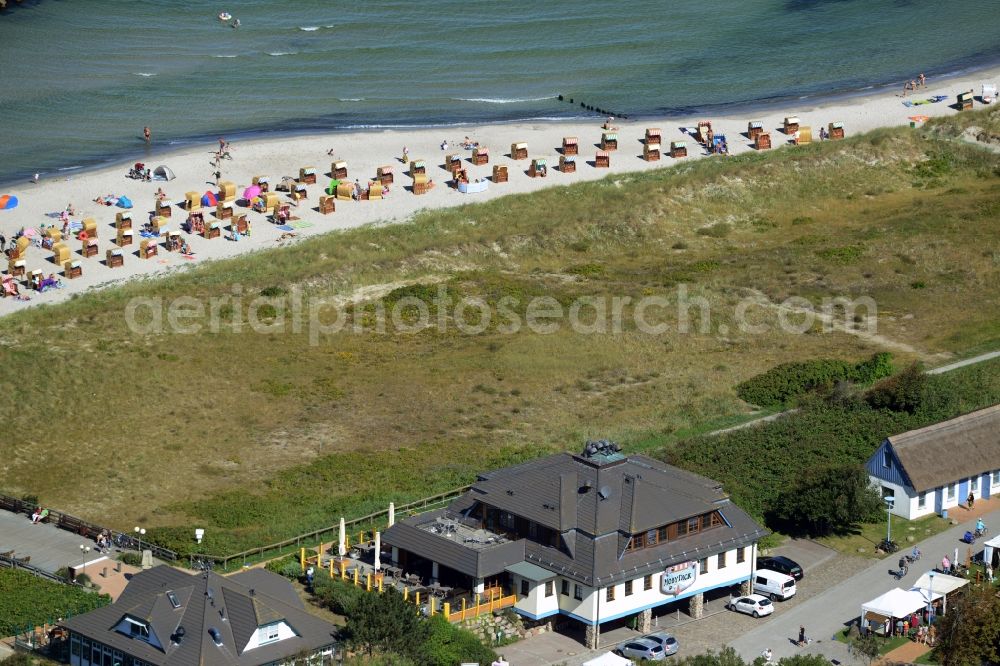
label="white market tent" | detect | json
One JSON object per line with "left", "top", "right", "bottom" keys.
{"left": 583, "top": 653, "right": 632, "bottom": 666}
{"left": 861, "top": 587, "right": 927, "bottom": 624}
{"left": 982, "top": 534, "right": 1000, "bottom": 566}
{"left": 911, "top": 571, "right": 969, "bottom": 614}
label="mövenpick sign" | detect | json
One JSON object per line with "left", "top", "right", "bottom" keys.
{"left": 661, "top": 561, "right": 698, "bottom": 596}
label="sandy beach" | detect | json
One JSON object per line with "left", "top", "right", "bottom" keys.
{"left": 2, "top": 66, "right": 998, "bottom": 316}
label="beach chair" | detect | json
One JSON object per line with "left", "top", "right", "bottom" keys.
{"left": 187, "top": 211, "right": 205, "bottom": 235}
{"left": 140, "top": 238, "right": 158, "bottom": 259}
{"left": 378, "top": 165, "right": 394, "bottom": 185}
{"left": 81, "top": 218, "right": 97, "bottom": 239}
{"left": 595, "top": 150, "right": 610, "bottom": 168}
{"left": 451, "top": 169, "right": 469, "bottom": 188}
{"left": 64, "top": 259, "right": 82, "bottom": 279}
{"left": 116, "top": 228, "right": 133, "bottom": 247}
{"left": 52, "top": 242, "right": 70, "bottom": 265}
{"left": 215, "top": 200, "right": 234, "bottom": 220}
{"left": 9, "top": 237, "right": 29, "bottom": 262}
{"left": 232, "top": 214, "right": 248, "bottom": 235}
{"left": 149, "top": 216, "right": 168, "bottom": 235}
{"left": 600, "top": 131, "right": 618, "bottom": 151}
{"left": 643, "top": 143, "right": 661, "bottom": 161}
{"left": 165, "top": 231, "right": 182, "bottom": 252}
{"left": 335, "top": 182, "right": 353, "bottom": 201}
{"left": 369, "top": 183, "right": 384, "bottom": 200}
{"left": 29, "top": 269, "right": 43, "bottom": 291}
{"left": 796, "top": 126, "right": 812, "bottom": 145}
{"left": 82, "top": 237, "right": 99, "bottom": 258}
{"left": 670, "top": 141, "right": 688, "bottom": 158}
{"left": 409, "top": 159, "right": 426, "bottom": 176}
{"left": 263, "top": 192, "right": 279, "bottom": 213}
{"left": 412, "top": 173, "right": 430, "bottom": 195}
{"left": 155, "top": 200, "right": 172, "bottom": 218}
{"left": 472, "top": 147, "right": 490, "bottom": 165}
{"left": 185, "top": 191, "right": 201, "bottom": 211}
{"left": 645, "top": 128, "right": 662, "bottom": 145}
{"left": 559, "top": 155, "right": 576, "bottom": 173}
{"left": 319, "top": 195, "right": 336, "bottom": 214}
{"left": 528, "top": 158, "right": 548, "bottom": 178}
{"left": 492, "top": 165, "right": 508, "bottom": 183}
{"left": 747, "top": 121, "right": 764, "bottom": 140}
{"left": 511, "top": 142, "right": 528, "bottom": 160}
{"left": 9, "top": 258, "right": 26, "bottom": 278}
{"left": 696, "top": 121, "right": 713, "bottom": 145}
{"left": 755, "top": 132, "right": 772, "bottom": 150}
{"left": 115, "top": 211, "right": 132, "bottom": 230}
{"left": 562, "top": 137, "right": 579, "bottom": 156}
{"left": 299, "top": 167, "right": 317, "bottom": 185}
{"left": 272, "top": 203, "right": 292, "bottom": 224}
{"left": 332, "top": 161, "right": 348, "bottom": 179}
{"left": 293, "top": 183, "right": 308, "bottom": 200}
{"left": 106, "top": 248, "right": 124, "bottom": 268}
{"left": 446, "top": 154, "right": 462, "bottom": 172}
{"left": 828, "top": 122, "right": 845, "bottom": 140}
{"left": 218, "top": 180, "right": 237, "bottom": 201}
{"left": 2, "top": 276, "right": 18, "bottom": 298}
{"left": 783, "top": 116, "right": 800, "bottom": 134}
{"left": 45, "top": 228, "right": 62, "bottom": 244}
{"left": 253, "top": 176, "right": 271, "bottom": 193}
{"left": 958, "top": 91, "right": 974, "bottom": 110}
{"left": 204, "top": 221, "right": 221, "bottom": 239}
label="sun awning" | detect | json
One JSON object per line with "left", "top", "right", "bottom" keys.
{"left": 505, "top": 561, "right": 555, "bottom": 582}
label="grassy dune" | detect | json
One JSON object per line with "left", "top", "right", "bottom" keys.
{"left": 1, "top": 110, "right": 998, "bottom": 554}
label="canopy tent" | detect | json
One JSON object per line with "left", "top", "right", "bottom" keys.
{"left": 0, "top": 194, "right": 18, "bottom": 210}
{"left": 583, "top": 652, "right": 632, "bottom": 666}
{"left": 911, "top": 571, "right": 968, "bottom": 615}
{"left": 153, "top": 165, "right": 176, "bottom": 181}
{"left": 861, "top": 588, "right": 927, "bottom": 623}
{"left": 982, "top": 535, "right": 1000, "bottom": 567}
{"left": 201, "top": 191, "right": 218, "bottom": 207}
{"left": 116, "top": 196, "right": 133, "bottom": 209}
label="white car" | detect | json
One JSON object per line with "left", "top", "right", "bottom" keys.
{"left": 727, "top": 594, "right": 774, "bottom": 618}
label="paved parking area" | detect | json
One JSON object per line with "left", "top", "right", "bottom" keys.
{"left": 0, "top": 510, "right": 104, "bottom": 573}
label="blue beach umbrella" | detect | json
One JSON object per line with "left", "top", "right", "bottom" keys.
{"left": 0, "top": 195, "right": 18, "bottom": 210}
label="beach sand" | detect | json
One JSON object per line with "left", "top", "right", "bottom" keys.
{"left": 2, "top": 67, "right": 997, "bottom": 316}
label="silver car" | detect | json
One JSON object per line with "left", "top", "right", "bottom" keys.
{"left": 616, "top": 638, "right": 666, "bottom": 661}
{"left": 643, "top": 632, "right": 679, "bottom": 657}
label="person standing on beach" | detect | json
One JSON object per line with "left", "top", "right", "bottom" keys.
{"left": 144, "top": 126, "right": 151, "bottom": 143}
{"left": 919, "top": 73, "right": 926, "bottom": 88}
{"left": 214, "top": 169, "right": 222, "bottom": 186}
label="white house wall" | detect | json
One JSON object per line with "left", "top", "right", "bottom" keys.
{"left": 243, "top": 620, "right": 298, "bottom": 652}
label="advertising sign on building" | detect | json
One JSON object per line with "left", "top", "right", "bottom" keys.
{"left": 661, "top": 561, "right": 698, "bottom": 596}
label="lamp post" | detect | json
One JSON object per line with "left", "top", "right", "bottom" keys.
{"left": 79, "top": 545, "right": 91, "bottom": 580}
{"left": 885, "top": 498, "right": 895, "bottom": 546}
{"left": 134, "top": 526, "right": 146, "bottom": 553}
{"left": 928, "top": 571, "right": 935, "bottom": 619}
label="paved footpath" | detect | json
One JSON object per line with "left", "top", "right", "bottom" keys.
{"left": 727, "top": 502, "right": 1000, "bottom": 664}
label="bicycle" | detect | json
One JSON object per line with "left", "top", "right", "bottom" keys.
{"left": 113, "top": 533, "right": 139, "bottom": 551}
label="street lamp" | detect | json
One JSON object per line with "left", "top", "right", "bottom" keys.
{"left": 79, "top": 545, "right": 91, "bottom": 580}
{"left": 885, "top": 497, "right": 895, "bottom": 547}
{"left": 134, "top": 526, "right": 146, "bottom": 553}
{"left": 928, "top": 571, "right": 935, "bottom": 619}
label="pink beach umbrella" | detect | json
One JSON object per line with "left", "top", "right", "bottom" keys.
{"left": 242, "top": 185, "right": 261, "bottom": 201}
{"left": 21, "top": 227, "right": 39, "bottom": 238}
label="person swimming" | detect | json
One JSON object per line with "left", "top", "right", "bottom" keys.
{"left": 232, "top": 18, "right": 240, "bottom": 28}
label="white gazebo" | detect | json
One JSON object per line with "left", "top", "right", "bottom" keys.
{"left": 981, "top": 534, "right": 1000, "bottom": 567}
{"left": 583, "top": 652, "right": 632, "bottom": 666}
{"left": 861, "top": 587, "right": 928, "bottom": 629}
{"left": 911, "top": 571, "right": 969, "bottom": 615}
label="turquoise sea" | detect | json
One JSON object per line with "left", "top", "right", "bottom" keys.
{"left": 0, "top": 0, "right": 998, "bottom": 184}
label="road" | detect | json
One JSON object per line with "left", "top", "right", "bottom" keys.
{"left": 727, "top": 505, "right": 1000, "bottom": 663}
{"left": 926, "top": 350, "right": 1000, "bottom": 375}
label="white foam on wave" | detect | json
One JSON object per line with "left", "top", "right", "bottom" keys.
{"left": 133, "top": 72, "right": 157, "bottom": 77}
{"left": 454, "top": 95, "right": 557, "bottom": 104}
{"left": 299, "top": 26, "right": 320, "bottom": 31}
{"left": 58, "top": 165, "right": 83, "bottom": 172}
{"left": 268, "top": 51, "right": 297, "bottom": 57}
{"left": 214, "top": 54, "right": 238, "bottom": 58}
{"left": 338, "top": 98, "right": 364, "bottom": 102}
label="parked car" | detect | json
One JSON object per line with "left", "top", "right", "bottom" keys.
{"left": 727, "top": 594, "right": 775, "bottom": 618}
{"left": 616, "top": 638, "right": 666, "bottom": 661}
{"left": 753, "top": 569, "right": 798, "bottom": 601}
{"left": 643, "top": 632, "right": 679, "bottom": 656}
{"left": 757, "top": 555, "right": 804, "bottom": 580}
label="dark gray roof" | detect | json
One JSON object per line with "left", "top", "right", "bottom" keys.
{"left": 888, "top": 405, "right": 1000, "bottom": 492}
{"left": 61, "top": 566, "right": 337, "bottom": 666}
{"left": 387, "top": 451, "right": 767, "bottom": 586}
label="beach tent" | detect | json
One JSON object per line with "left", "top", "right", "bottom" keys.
{"left": 153, "top": 165, "right": 176, "bottom": 181}
{"left": 116, "top": 195, "right": 133, "bottom": 209}
{"left": 0, "top": 194, "right": 18, "bottom": 210}
{"left": 861, "top": 588, "right": 927, "bottom": 626}
{"left": 201, "top": 191, "right": 218, "bottom": 207}
{"left": 326, "top": 179, "right": 340, "bottom": 195}
{"left": 583, "top": 653, "right": 631, "bottom": 666}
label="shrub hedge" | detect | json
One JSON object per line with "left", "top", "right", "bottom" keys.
{"left": 0, "top": 569, "right": 110, "bottom": 636}
{"left": 735, "top": 352, "right": 894, "bottom": 407}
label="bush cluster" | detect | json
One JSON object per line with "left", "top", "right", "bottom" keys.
{"left": 0, "top": 569, "right": 110, "bottom": 636}
{"left": 735, "top": 352, "right": 894, "bottom": 407}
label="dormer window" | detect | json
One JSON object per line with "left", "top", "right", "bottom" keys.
{"left": 125, "top": 618, "right": 150, "bottom": 640}
{"left": 260, "top": 622, "right": 280, "bottom": 644}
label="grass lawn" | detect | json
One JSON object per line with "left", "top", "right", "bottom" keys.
{"left": 834, "top": 629, "right": 909, "bottom": 655}
{"left": 817, "top": 513, "right": 953, "bottom": 558}
{"left": 0, "top": 109, "right": 997, "bottom": 555}
{"left": 914, "top": 649, "right": 940, "bottom": 664}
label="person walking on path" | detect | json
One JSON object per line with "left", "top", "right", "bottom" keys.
{"left": 143, "top": 126, "right": 151, "bottom": 143}
{"left": 968, "top": 492, "right": 975, "bottom": 509}
{"left": 797, "top": 626, "right": 808, "bottom": 646}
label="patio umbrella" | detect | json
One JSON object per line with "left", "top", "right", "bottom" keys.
{"left": 338, "top": 517, "right": 346, "bottom": 558}
{"left": 242, "top": 185, "right": 261, "bottom": 201}
{"left": 388, "top": 502, "right": 395, "bottom": 527}
{"left": 0, "top": 195, "right": 18, "bottom": 210}
{"left": 374, "top": 531, "right": 381, "bottom": 571}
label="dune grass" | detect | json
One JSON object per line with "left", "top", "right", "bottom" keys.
{"left": 0, "top": 111, "right": 997, "bottom": 555}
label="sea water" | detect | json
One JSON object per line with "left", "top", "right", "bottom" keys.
{"left": 0, "top": 0, "right": 997, "bottom": 183}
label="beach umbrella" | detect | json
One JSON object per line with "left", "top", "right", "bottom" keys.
{"left": 242, "top": 185, "right": 261, "bottom": 201}
{"left": 201, "top": 191, "right": 217, "bottom": 207}
{"left": 374, "top": 531, "right": 381, "bottom": 572}
{"left": 338, "top": 517, "right": 346, "bottom": 558}
{"left": 21, "top": 227, "right": 38, "bottom": 238}
{"left": 116, "top": 196, "right": 133, "bottom": 209}
{"left": 388, "top": 502, "right": 395, "bottom": 527}
{"left": 0, "top": 195, "right": 18, "bottom": 210}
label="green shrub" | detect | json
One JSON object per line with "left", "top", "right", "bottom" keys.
{"left": 313, "top": 572, "right": 366, "bottom": 616}
{"left": 418, "top": 615, "right": 497, "bottom": 666}
{"left": 264, "top": 555, "right": 302, "bottom": 580}
{"left": 117, "top": 552, "right": 143, "bottom": 567}
{"left": 736, "top": 353, "right": 894, "bottom": 407}
{"left": 768, "top": 465, "right": 883, "bottom": 536}
{"left": 0, "top": 569, "right": 110, "bottom": 635}
{"left": 697, "top": 222, "right": 732, "bottom": 238}
{"left": 865, "top": 363, "right": 926, "bottom": 414}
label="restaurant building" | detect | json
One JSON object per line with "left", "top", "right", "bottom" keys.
{"left": 384, "top": 441, "right": 768, "bottom": 647}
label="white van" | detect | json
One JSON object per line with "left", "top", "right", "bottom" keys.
{"left": 753, "top": 569, "right": 797, "bottom": 601}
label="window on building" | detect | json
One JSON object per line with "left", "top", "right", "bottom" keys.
{"left": 737, "top": 547, "right": 746, "bottom": 564}
{"left": 701, "top": 514, "right": 713, "bottom": 530}
{"left": 883, "top": 447, "right": 891, "bottom": 468}
{"left": 993, "top": 471, "right": 1000, "bottom": 486}
{"left": 646, "top": 529, "right": 658, "bottom": 547}
{"left": 574, "top": 584, "right": 583, "bottom": 601}
{"left": 545, "top": 581, "right": 554, "bottom": 597}
{"left": 688, "top": 517, "right": 700, "bottom": 534}
{"left": 658, "top": 526, "right": 668, "bottom": 542}
{"left": 971, "top": 476, "right": 978, "bottom": 491}
{"left": 919, "top": 492, "right": 927, "bottom": 509}
{"left": 71, "top": 637, "right": 81, "bottom": 657}
{"left": 625, "top": 580, "right": 633, "bottom": 596}
{"left": 528, "top": 522, "right": 537, "bottom": 539}
{"left": 717, "top": 552, "right": 726, "bottom": 569}
{"left": 127, "top": 619, "right": 149, "bottom": 640}
{"left": 711, "top": 512, "right": 724, "bottom": 527}
{"left": 699, "top": 557, "right": 708, "bottom": 574}
{"left": 676, "top": 521, "right": 688, "bottom": 537}
{"left": 633, "top": 532, "right": 645, "bottom": 549}
{"left": 261, "top": 623, "right": 280, "bottom": 644}
{"left": 561, "top": 580, "right": 569, "bottom": 596}
{"left": 606, "top": 586, "right": 615, "bottom": 602}
{"left": 520, "top": 579, "right": 529, "bottom": 596}
{"left": 644, "top": 574, "right": 653, "bottom": 591}
{"left": 947, "top": 484, "right": 956, "bottom": 500}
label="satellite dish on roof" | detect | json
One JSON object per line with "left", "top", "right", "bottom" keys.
{"left": 598, "top": 485, "right": 612, "bottom": 500}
